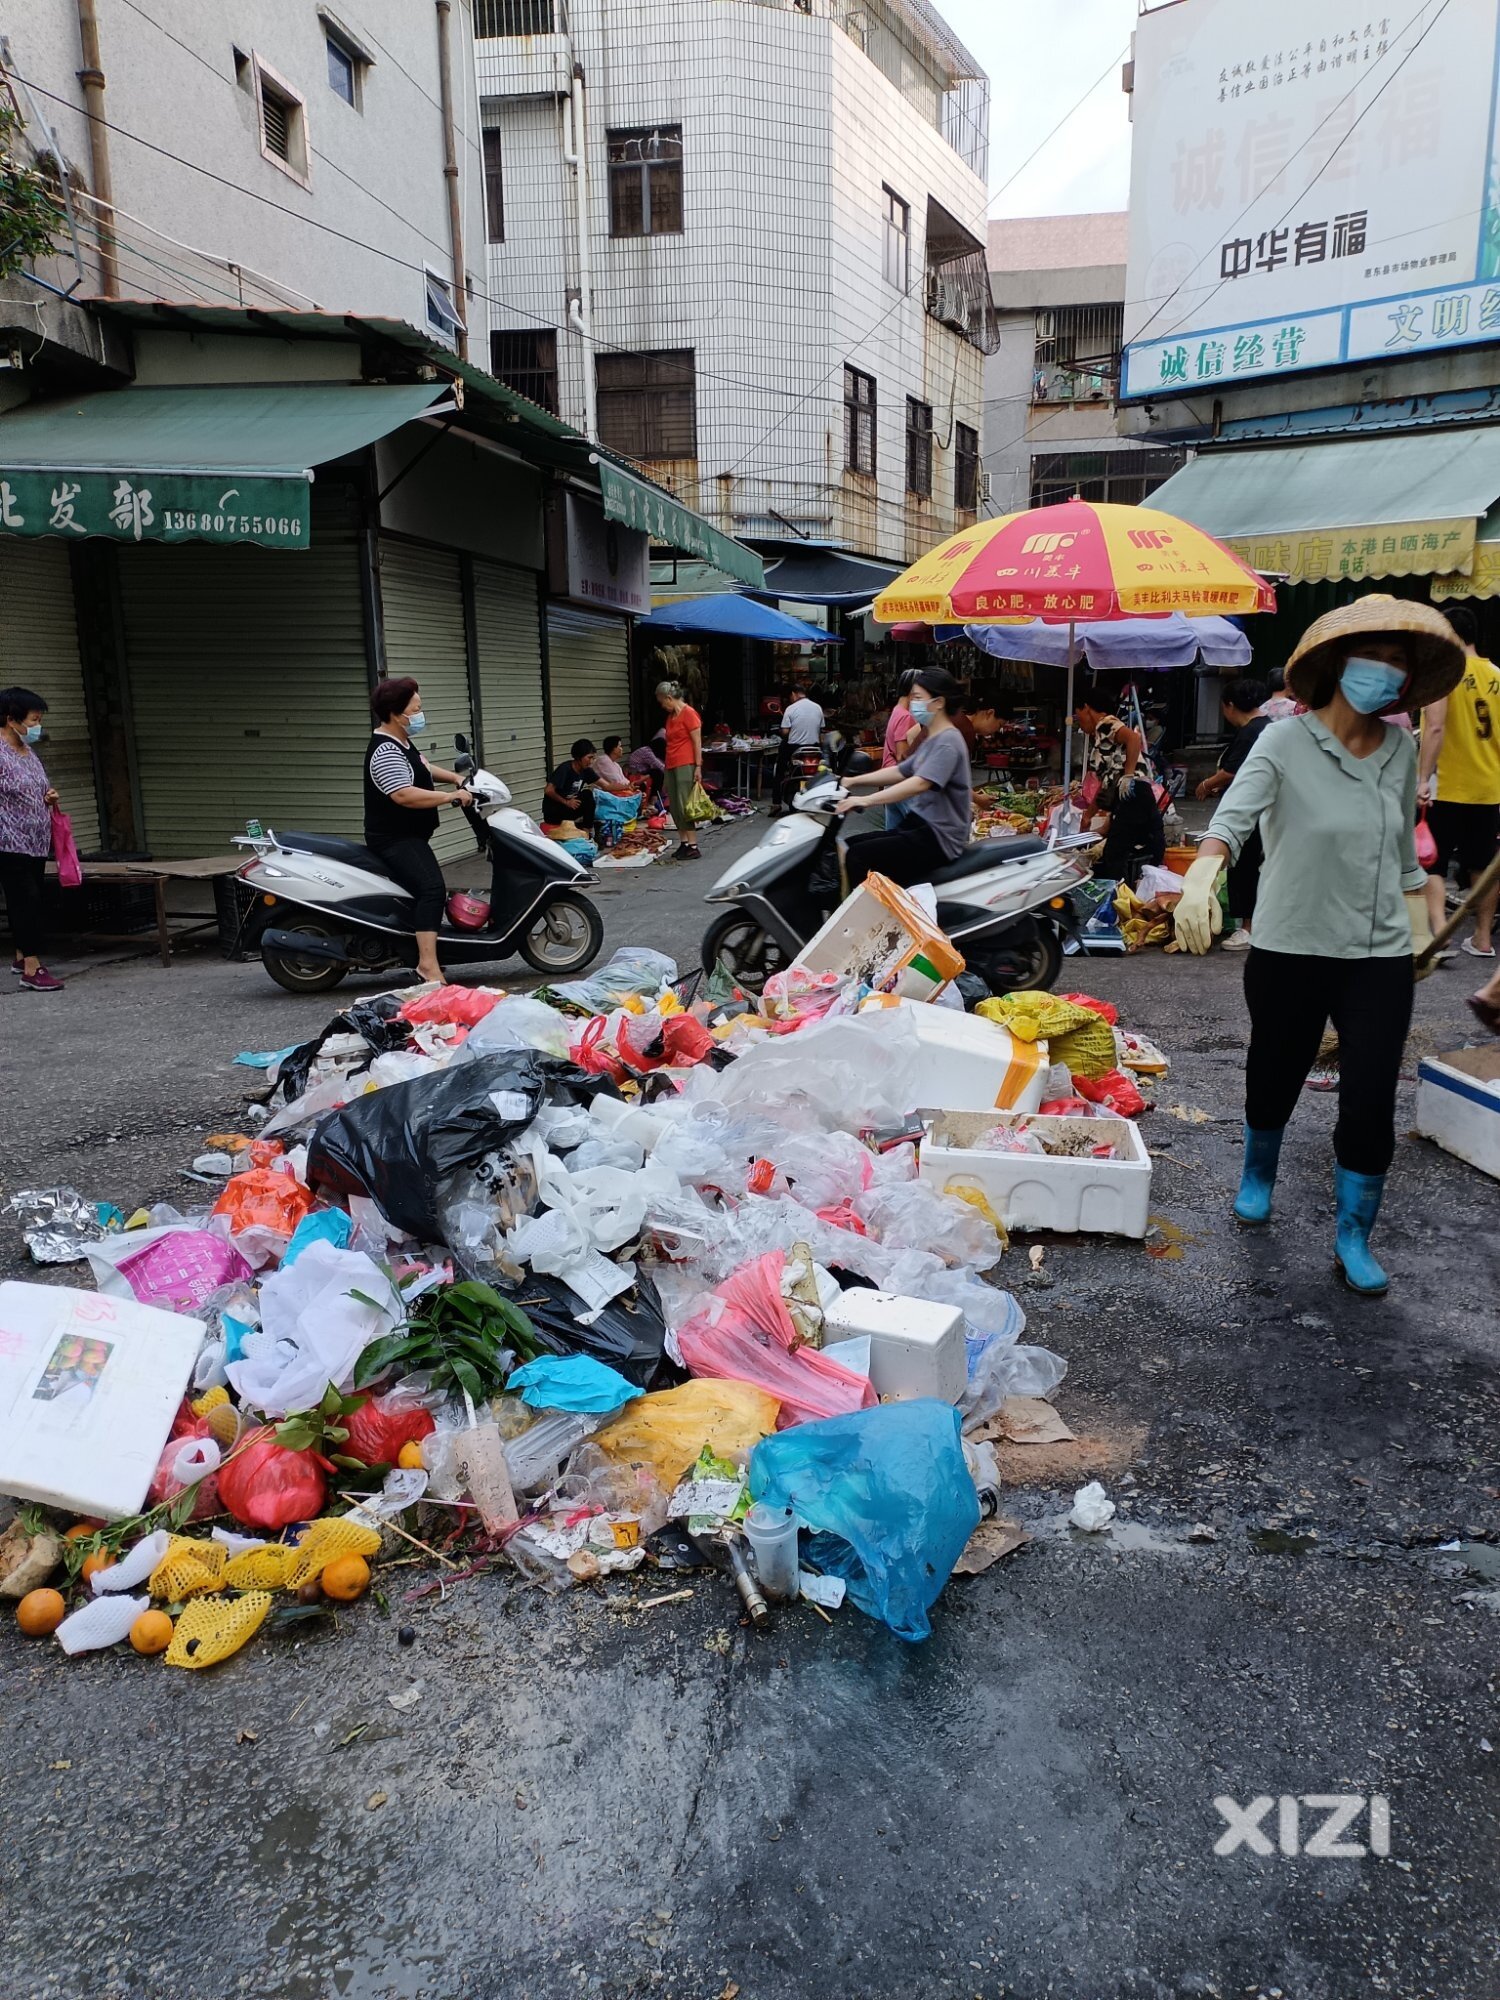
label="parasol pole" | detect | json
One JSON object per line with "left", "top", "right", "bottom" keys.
{"left": 1053, "top": 618, "right": 1077, "bottom": 847}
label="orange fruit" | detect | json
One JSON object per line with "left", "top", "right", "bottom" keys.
{"left": 16, "top": 1588, "right": 66, "bottom": 1637}
{"left": 64, "top": 1523, "right": 101, "bottom": 1543}
{"left": 128, "top": 1610, "right": 174, "bottom": 1656}
{"left": 321, "top": 1554, "right": 370, "bottom": 1602}
{"left": 396, "top": 1441, "right": 425, "bottom": 1471}
{"left": 80, "top": 1551, "right": 115, "bottom": 1584}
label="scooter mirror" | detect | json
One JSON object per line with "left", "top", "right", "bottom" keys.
{"left": 454, "top": 732, "right": 470, "bottom": 754}
{"left": 453, "top": 752, "right": 475, "bottom": 775}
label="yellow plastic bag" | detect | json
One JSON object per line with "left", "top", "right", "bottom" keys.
{"left": 594, "top": 1379, "right": 780, "bottom": 1485}
{"left": 684, "top": 781, "right": 717, "bottom": 824}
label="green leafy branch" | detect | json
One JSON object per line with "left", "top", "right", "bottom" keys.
{"left": 353, "top": 1280, "right": 541, "bottom": 1407}
{"left": 0, "top": 102, "right": 66, "bottom": 281}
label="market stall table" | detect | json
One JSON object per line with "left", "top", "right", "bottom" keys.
{"left": 41, "top": 855, "right": 244, "bottom": 967}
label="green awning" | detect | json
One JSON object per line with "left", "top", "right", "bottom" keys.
{"left": 0, "top": 381, "right": 445, "bottom": 548}
{"left": 598, "top": 460, "right": 764, "bottom": 589}
{"left": 1148, "top": 427, "right": 1500, "bottom": 586}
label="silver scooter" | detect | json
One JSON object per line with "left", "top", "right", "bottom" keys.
{"left": 235, "top": 736, "right": 603, "bottom": 994}
{"left": 700, "top": 776, "right": 1093, "bottom": 998}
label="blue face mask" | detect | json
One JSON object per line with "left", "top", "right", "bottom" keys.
{"left": 908, "top": 699, "right": 933, "bottom": 725}
{"left": 406, "top": 709, "right": 427, "bottom": 733}
{"left": 23, "top": 723, "right": 42, "bottom": 745}
{"left": 1339, "top": 657, "right": 1407, "bottom": 715}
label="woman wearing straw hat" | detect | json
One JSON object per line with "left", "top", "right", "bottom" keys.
{"left": 1174, "top": 597, "right": 1464, "bottom": 1296}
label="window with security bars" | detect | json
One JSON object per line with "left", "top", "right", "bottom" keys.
{"left": 1033, "top": 303, "right": 1123, "bottom": 401}
{"left": 905, "top": 398, "right": 933, "bottom": 498}
{"left": 954, "top": 421, "right": 979, "bottom": 512}
{"left": 596, "top": 349, "right": 697, "bottom": 458}
{"left": 490, "top": 329, "right": 558, "bottom": 414}
{"left": 844, "top": 365, "right": 876, "bottom": 475}
{"left": 483, "top": 127, "right": 504, "bottom": 242}
{"left": 1029, "top": 448, "right": 1185, "bottom": 510}
{"left": 607, "top": 126, "right": 684, "bottom": 237}
{"left": 474, "top": 0, "right": 554, "bottom": 34}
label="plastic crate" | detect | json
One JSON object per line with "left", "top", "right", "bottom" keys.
{"left": 215, "top": 872, "right": 262, "bottom": 960}
{"left": 42, "top": 878, "right": 158, "bottom": 936}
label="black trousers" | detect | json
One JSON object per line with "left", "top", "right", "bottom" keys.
{"left": 1243, "top": 948, "right": 1414, "bottom": 1175}
{"left": 1097, "top": 784, "right": 1165, "bottom": 885}
{"left": 1227, "top": 828, "right": 1264, "bottom": 921}
{"left": 370, "top": 834, "right": 446, "bottom": 930}
{"left": 0, "top": 850, "right": 46, "bottom": 959}
{"left": 844, "top": 814, "right": 946, "bottom": 889}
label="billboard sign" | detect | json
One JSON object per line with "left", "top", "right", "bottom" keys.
{"left": 1122, "top": 1, "right": 1500, "bottom": 399}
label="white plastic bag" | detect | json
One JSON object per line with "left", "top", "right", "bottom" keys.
{"left": 226, "top": 1240, "right": 403, "bottom": 1416}
{"left": 1070, "top": 1481, "right": 1116, "bottom": 1532}
{"left": 456, "top": 994, "right": 572, "bottom": 1062}
{"left": 712, "top": 1011, "right": 926, "bottom": 1131}
{"left": 855, "top": 1180, "right": 1003, "bottom": 1272}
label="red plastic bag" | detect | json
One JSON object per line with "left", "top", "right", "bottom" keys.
{"left": 399, "top": 984, "right": 501, "bottom": 1028}
{"left": 815, "top": 1201, "right": 869, "bottom": 1236}
{"left": 212, "top": 1167, "right": 316, "bottom": 1236}
{"left": 218, "top": 1424, "right": 328, "bottom": 1530}
{"left": 662, "top": 1015, "right": 716, "bottom": 1067}
{"left": 571, "top": 1014, "right": 629, "bottom": 1083}
{"left": 1059, "top": 992, "right": 1119, "bottom": 1026}
{"left": 1040, "top": 1096, "right": 1095, "bottom": 1118}
{"left": 147, "top": 1401, "right": 221, "bottom": 1522}
{"left": 678, "top": 1311, "right": 876, "bottom": 1428}
{"left": 50, "top": 808, "right": 82, "bottom": 889}
{"left": 1071, "top": 1069, "right": 1146, "bottom": 1118}
{"left": 1414, "top": 805, "right": 1438, "bottom": 870}
{"left": 343, "top": 1393, "right": 436, "bottom": 1469}
{"left": 715, "top": 1251, "right": 800, "bottom": 1350}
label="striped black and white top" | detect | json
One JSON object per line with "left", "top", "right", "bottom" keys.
{"left": 369, "top": 738, "right": 425, "bottom": 795}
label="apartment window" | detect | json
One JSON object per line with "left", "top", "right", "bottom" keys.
{"left": 424, "top": 267, "right": 463, "bottom": 343}
{"left": 1032, "top": 303, "right": 1124, "bottom": 402}
{"left": 954, "top": 421, "right": 979, "bottom": 512}
{"left": 490, "top": 328, "right": 558, "bottom": 414}
{"left": 1029, "top": 447, "right": 1185, "bottom": 510}
{"left": 905, "top": 398, "right": 933, "bottom": 499}
{"left": 255, "top": 59, "right": 309, "bottom": 184}
{"left": 474, "top": 0, "right": 554, "bottom": 32}
{"left": 482, "top": 127, "right": 505, "bottom": 242}
{"left": 882, "top": 186, "right": 909, "bottom": 292}
{"left": 325, "top": 35, "right": 357, "bottom": 104}
{"left": 596, "top": 349, "right": 697, "bottom": 458}
{"left": 844, "top": 365, "right": 876, "bottom": 475}
{"left": 607, "top": 126, "right": 683, "bottom": 238}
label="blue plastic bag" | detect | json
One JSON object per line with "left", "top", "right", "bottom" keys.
{"left": 507, "top": 1353, "right": 639, "bottom": 1414}
{"left": 749, "top": 1401, "right": 979, "bottom": 1643}
{"left": 283, "top": 1207, "right": 354, "bottom": 1266}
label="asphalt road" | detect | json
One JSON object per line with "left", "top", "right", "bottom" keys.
{"left": 2, "top": 818, "right": 1499, "bottom": 2000}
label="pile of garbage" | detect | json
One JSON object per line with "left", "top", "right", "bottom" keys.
{"left": 1, "top": 879, "right": 1169, "bottom": 1662}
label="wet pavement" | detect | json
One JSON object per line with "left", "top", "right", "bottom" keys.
{"left": 3, "top": 826, "right": 1499, "bottom": 2000}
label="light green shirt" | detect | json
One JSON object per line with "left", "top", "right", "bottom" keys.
{"left": 1205, "top": 713, "right": 1424, "bottom": 959}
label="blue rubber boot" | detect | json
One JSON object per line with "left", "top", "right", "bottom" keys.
{"left": 1333, "top": 1167, "right": 1389, "bottom": 1296}
{"left": 1232, "top": 1126, "right": 1284, "bottom": 1226}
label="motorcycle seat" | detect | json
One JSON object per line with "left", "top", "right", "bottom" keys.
{"left": 929, "top": 834, "right": 1046, "bottom": 883}
{"left": 276, "top": 830, "right": 400, "bottom": 880}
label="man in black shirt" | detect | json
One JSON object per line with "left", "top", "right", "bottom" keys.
{"left": 1195, "top": 678, "right": 1270, "bottom": 950}
{"left": 542, "top": 739, "right": 598, "bottom": 830}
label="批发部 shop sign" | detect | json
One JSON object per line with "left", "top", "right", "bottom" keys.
{"left": 1122, "top": 0, "right": 1500, "bottom": 398}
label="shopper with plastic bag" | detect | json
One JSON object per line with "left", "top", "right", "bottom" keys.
{"left": 656, "top": 680, "right": 705, "bottom": 862}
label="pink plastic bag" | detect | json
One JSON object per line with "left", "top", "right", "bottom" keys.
{"left": 115, "top": 1230, "right": 253, "bottom": 1312}
{"left": 715, "top": 1252, "right": 800, "bottom": 1350}
{"left": 1414, "top": 806, "right": 1437, "bottom": 871}
{"left": 679, "top": 1309, "right": 876, "bottom": 1428}
{"left": 50, "top": 808, "right": 82, "bottom": 889}
{"left": 147, "top": 1408, "right": 221, "bottom": 1522}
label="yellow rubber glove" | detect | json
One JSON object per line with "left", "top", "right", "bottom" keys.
{"left": 1172, "top": 851, "right": 1225, "bottom": 955}
{"left": 1405, "top": 888, "right": 1436, "bottom": 981}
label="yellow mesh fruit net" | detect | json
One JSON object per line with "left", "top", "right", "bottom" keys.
{"left": 221, "top": 1544, "right": 301, "bottom": 1591}
{"left": 190, "top": 1386, "right": 229, "bottom": 1417}
{"left": 165, "top": 1591, "right": 274, "bottom": 1669}
{"left": 283, "top": 1518, "right": 382, "bottom": 1590}
{"left": 149, "top": 1536, "right": 229, "bottom": 1602}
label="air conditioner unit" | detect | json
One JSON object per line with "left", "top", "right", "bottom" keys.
{"left": 926, "top": 271, "right": 970, "bottom": 335}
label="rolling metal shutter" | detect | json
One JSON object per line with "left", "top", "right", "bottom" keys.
{"left": 120, "top": 489, "right": 368, "bottom": 858}
{"left": 472, "top": 558, "right": 547, "bottom": 821}
{"left": 0, "top": 540, "right": 101, "bottom": 852}
{"left": 378, "top": 541, "right": 476, "bottom": 864}
{"left": 545, "top": 603, "right": 632, "bottom": 756}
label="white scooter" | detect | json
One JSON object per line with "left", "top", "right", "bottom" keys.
{"left": 235, "top": 736, "right": 603, "bottom": 994}
{"left": 700, "top": 776, "right": 1094, "bottom": 998}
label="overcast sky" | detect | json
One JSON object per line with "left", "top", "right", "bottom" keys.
{"left": 937, "top": 0, "right": 1139, "bottom": 218}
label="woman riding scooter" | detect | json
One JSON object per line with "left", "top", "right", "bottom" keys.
{"left": 834, "top": 666, "right": 972, "bottom": 886}
{"left": 365, "top": 678, "right": 474, "bottom": 985}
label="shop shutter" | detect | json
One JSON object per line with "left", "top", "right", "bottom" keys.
{"left": 545, "top": 603, "right": 632, "bottom": 756}
{"left": 0, "top": 540, "right": 101, "bottom": 852}
{"left": 120, "top": 490, "right": 367, "bottom": 858}
{"left": 472, "top": 558, "right": 547, "bottom": 820}
{"left": 378, "top": 541, "right": 475, "bottom": 864}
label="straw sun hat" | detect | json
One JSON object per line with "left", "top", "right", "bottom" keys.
{"left": 1285, "top": 595, "right": 1466, "bottom": 710}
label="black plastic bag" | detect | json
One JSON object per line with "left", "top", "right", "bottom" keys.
{"left": 308, "top": 1052, "right": 573, "bottom": 1240}
{"left": 806, "top": 822, "right": 843, "bottom": 904}
{"left": 275, "top": 995, "right": 413, "bottom": 1104}
{"left": 503, "top": 1268, "right": 683, "bottom": 1392}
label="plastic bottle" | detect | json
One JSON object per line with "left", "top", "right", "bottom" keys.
{"left": 744, "top": 1501, "right": 799, "bottom": 1601}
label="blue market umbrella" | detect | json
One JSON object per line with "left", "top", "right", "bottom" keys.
{"left": 637, "top": 595, "right": 841, "bottom": 643}
{"left": 964, "top": 612, "right": 1251, "bottom": 670}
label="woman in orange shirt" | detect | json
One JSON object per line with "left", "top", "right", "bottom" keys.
{"left": 657, "top": 679, "right": 704, "bottom": 860}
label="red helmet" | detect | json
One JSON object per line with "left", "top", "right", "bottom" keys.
{"left": 445, "top": 890, "right": 490, "bottom": 931}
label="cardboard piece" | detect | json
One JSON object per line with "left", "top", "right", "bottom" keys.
{"left": 0, "top": 1283, "right": 203, "bottom": 1519}
{"left": 793, "top": 870, "right": 964, "bottom": 1002}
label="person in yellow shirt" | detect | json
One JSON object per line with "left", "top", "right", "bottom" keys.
{"left": 1422, "top": 605, "right": 1500, "bottom": 959}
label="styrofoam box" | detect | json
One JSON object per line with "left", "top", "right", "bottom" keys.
{"left": 821, "top": 1290, "right": 968, "bottom": 1405}
{"left": 1416, "top": 1049, "right": 1500, "bottom": 1181}
{"left": 793, "top": 875, "right": 963, "bottom": 1002}
{"left": 892, "top": 1000, "right": 1049, "bottom": 1113}
{"left": 919, "top": 1110, "right": 1154, "bottom": 1239}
